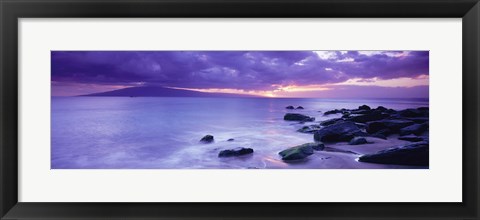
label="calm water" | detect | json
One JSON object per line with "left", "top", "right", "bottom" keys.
{"left": 51, "top": 97, "right": 428, "bottom": 169}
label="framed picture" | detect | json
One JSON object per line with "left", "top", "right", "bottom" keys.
{"left": 1, "top": 0, "right": 479, "bottom": 219}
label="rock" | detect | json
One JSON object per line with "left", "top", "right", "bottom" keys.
{"left": 296, "top": 106, "right": 304, "bottom": 109}
{"left": 366, "top": 119, "right": 415, "bottom": 134}
{"left": 324, "top": 109, "right": 343, "bottom": 115}
{"left": 347, "top": 111, "right": 390, "bottom": 123}
{"left": 200, "top": 135, "right": 214, "bottom": 143}
{"left": 350, "top": 109, "right": 371, "bottom": 115}
{"left": 402, "top": 117, "right": 428, "bottom": 123}
{"left": 358, "top": 142, "right": 429, "bottom": 166}
{"left": 358, "top": 105, "right": 371, "bottom": 110}
{"left": 373, "top": 128, "right": 392, "bottom": 136}
{"left": 313, "top": 121, "right": 366, "bottom": 142}
{"left": 286, "top": 105, "right": 295, "bottom": 109}
{"left": 376, "top": 106, "right": 388, "bottom": 111}
{"left": 320, "top": 118, "right": 344, "bottom": 126}
{"left": 386, "top": 109, "right": 397, "bottom": 114}
{"left": 398, "top": 135, "right": 425, "bottom": 142}
{"left": 297, "top": 125, "right": 321, "bottom": 133}
{"left": 398, "top": 108, "right": 428, "bottom": 117}
{"left": 369, "top": 129, "right": 391, "bottom": 139}
{"left": 370, "top": 133, "right": 387, "bottom": 140}
{"left": 311, "top": 142, "right": 326, "bottom": 151}
{"left": 349, "top": 137, "right": 368, "bottom": 145}
{"left": 227, "top": 138, "right": 235, "bottom": 142}
{"left": 399, "top": 123, "right": 428, "bottom": 136}
{"left": 354, "top": 123, "right": 367, "bottom": 129}
{"left": 284, "top": 113, "right": 315, "bottom": 122}
{"left": 218, "top": 147, "right": 254, "bottom": 157}
{"left": 341, "top": 112, "right": 351, "bottom": 118}
{"left": 417, "top": 107, "right": 429, "bottom": 111}
{"left": 279, "top": 144, "right": 315, "bottom": 161}
{"left": 285, "top": 142, "right": 326, "bottom": 152}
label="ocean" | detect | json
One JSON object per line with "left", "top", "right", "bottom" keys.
{"left": 51, "top": 97, "right": 428, "bottom": 169}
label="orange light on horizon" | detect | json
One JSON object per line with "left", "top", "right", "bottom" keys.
{"left": 167, "top": 87, "right": 277, "bottom": 97}
{"left": 169, "top": 84, "right": 332, "bottom": 98}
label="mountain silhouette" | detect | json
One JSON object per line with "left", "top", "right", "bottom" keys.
{"left": 82, "top": 86, "right": 259, "bottom": 98}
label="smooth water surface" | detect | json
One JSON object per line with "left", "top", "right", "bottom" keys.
{"left": 51, "top": 97, "right": 428, "bottom": 169}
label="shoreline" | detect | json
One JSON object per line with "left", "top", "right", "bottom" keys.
{"left": 200, "top": 104, "right": 429, "bottom": 169}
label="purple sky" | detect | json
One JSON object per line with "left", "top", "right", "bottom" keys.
{"left": 51, "top": 51, "right": 429, "bottom": 98}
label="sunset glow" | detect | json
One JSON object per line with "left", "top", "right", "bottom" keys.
{"left": 51, "top": 51, "right": 429, "bottom": 98}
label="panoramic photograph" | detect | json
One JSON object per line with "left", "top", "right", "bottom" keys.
{"left": 51, "top": 51, "right": 429, "bottom": 169}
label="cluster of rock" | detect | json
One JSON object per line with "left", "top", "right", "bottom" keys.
{"left": 286, "top": 105, "right": 304, "bottom": 110}
{"left": 199, "top": 135, "right": 254, "bottom": 158}
{"left": 200, "top": 104, "right": 429, "bottom": 167}
{"left": 282, "top": 105, "right": 429, "bottom": 166}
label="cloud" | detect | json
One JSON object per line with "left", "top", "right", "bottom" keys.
{"left": 51, "top": 50, "right": 429, "bottom": 96}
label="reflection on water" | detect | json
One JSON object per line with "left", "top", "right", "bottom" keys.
{"left": 51, "top": 97, "right": 428, "bottom": 169}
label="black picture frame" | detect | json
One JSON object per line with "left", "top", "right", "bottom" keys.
{"left": 1, "top": 0, "right": 479, "bottom": 219}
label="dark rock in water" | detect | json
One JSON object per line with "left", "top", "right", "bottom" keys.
{"left": 398, "top": 108, "right": 428, "bottom": 117}
{"left": 227, "top": 138, "right": 235, "bottom": 142}
{"left": 349, "top": 137, "right": 368, "bottom": 145}
{"left": 350, "top": 109, "right": 371, "bottom": 115}
{"left": 358, "top": 142, "right": 429, "bottom": 166}
{"left": 366, "top": 119, "right": 415, "bottom": 134}
{"left": 286, "top": 105, "right": 295, "bottom": 109}
{"left": 386, "top": 109, "right": 397, "bottom": 114}
{"left": 398, "top": 135, "right": 425, "bottom": 142}
{"left": 279, "top": 144, "right": 315, "bottom": 161}
{"left": 297, "top": 125, "right": 321, "bottom": 133}
{"left": 370, "top": 133, "right": 387, "bottom": 140}
{"left": 417, "top": 107, "right": 429, "bottom": 111}
{"left": 200, "top": 135, "right": 214, "bottom": 143}
{"left": 296, "top": 106, "right": 304, "bottom": 109}
{"left": 314, "top": 121, "right": 366, "bottom": 142}
{"left": 320, "top": 118, "right": 344, "bottom": 126}
{"left": 376, "top": 106, "right": 388, "bottom": 111}
{"left": 373, "top": 128, "right": 392, "bottom": 136}
{"left": 399, "top": 123, "right": 428, "bottom": 136}
{"left": 324, "top": 109, "right": 343, "bottom": 115}
{"left": 403, "top": 117, "right": 429, "bottom": 124}
{"left": 285, "top": 142, "right": 326, "bottom": 152}
{"left": 347, "top": 112, "right": 389, "bottom": 123}
{"left": 311, "top": 142, "right": 326, "bottom": 151}
{"left": 354, "top": 123, "right": 367, "bottom": 129}
{"left": 284, "top": 113, "right": 315, "bottom": 122}
{"left": 358, "top": 105, "right": 371, "bottom": 110}
{"left": 218, "top": 147, "right": 254, "bottom": 157}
